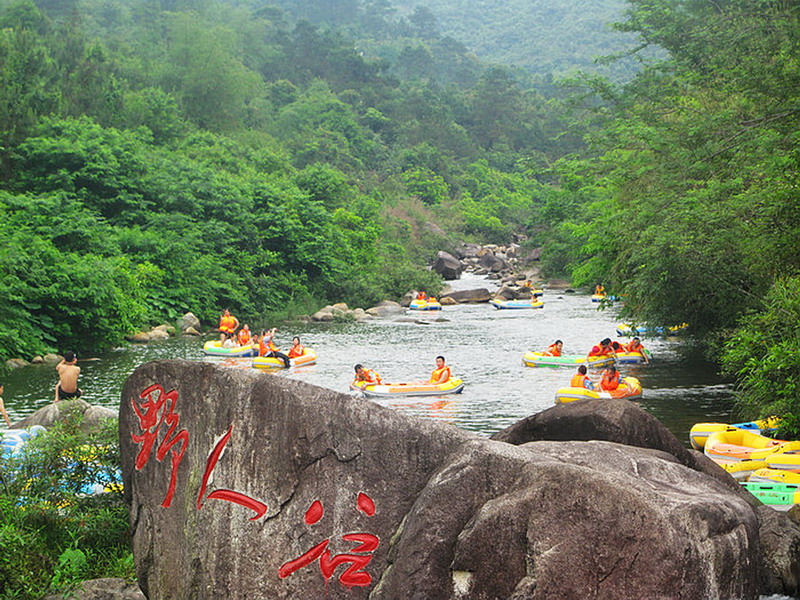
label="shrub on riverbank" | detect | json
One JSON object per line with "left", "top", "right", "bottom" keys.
{"left": 0, "top": 416, "right": 133, "bottom": 599}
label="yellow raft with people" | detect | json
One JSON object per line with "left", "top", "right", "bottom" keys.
{"left": 203, "top": 341, "right": 258, "bottom": 357}
{"left": 409, "top": 299, "right": 443, "bottom": 311}
{"left": 554, "top": 377, "right": 642, "bottom": 403}
{"left": 251, "top": 349, "right": 317, "bottom": 369}
{"left": 350, "top": 378, "right": 465, "bottom": 398}
{"left": 522, "top": 352, "right": 615, "bottom": 368}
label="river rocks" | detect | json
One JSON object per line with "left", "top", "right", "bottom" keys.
{"left": 433, "top": 251, "right": 463, "bottom": 280}
{"left": 128, "top": 332, "right": 152, "bottom": 343}
{"left": 31, "top": 355, "right": 44, "bottom": 364}
{"left": 43, "top": 578, "right": 145, "bottom": 600}
{"left": 183, "top": 326, "right": 201, "bottom": 336}
{"left": 178, "top": 312, "right": 201, "bottom": 334}
{"left": 120, "top": 361, "right": 766, "bottom": 600}
{"left": 490, "top": 398, "right": 754, "bottom": 501}
{"left": 365, "top": 300, "right": 404, "bottom": 317}
{"left": 12, "top": 399, "right": 91, "bottom": 430}
{"left": 439, "top": 288, "right": 492, "bottom": 303}
{"left": 439, "top": 296, "right": 457, "bottom": 305}
{"left": 477, "top": 251, "right": 507, "bottom": 272}
{"left": 5, "top": 358, "right": 28, "bottom": 369}
{"left": 43, "top": 353, "right": 62, "bottom": 364}
{"left": 755, "top": 504, "right": 800, "bottom": 596}
{"left": 311, "top": 303, "right": 372, "bottom": 322}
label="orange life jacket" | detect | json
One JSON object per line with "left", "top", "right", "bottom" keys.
{"left": 259, "top": 338, "right": 278, "bottom": 356}
{"left": 237, "top": 330, "right": 251, "bottom": 345}
{"left": 417, "top": 292, "right": 427, "bottom": 300}
{"left": 219, "top": 315, "right": 236, "bottom": 334}
{"left": 625, "top": 341, "right": 644, "bottom": 354}
{"left": 430, "top": 366, "right": 451, "bottom": 384}
{"left": 356, "top": 369, "right": 381, "bottom": 384}
{"left": 544, "top": 344, "right": 562, "bottom": 357}
{"left": 570, "top": 373, "right": 589, "bottom": 388}
{"left": 288, "top": 344, "right": 305, "bottom": 358}
{"left": 600, "top": 370, "right": 620, "bottom": 391}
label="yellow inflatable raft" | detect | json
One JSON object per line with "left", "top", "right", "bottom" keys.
{"left": 749, "top": 468, "right": 800, "bottom": 485}
{"left": 350, "top": 378, "right": 465, "bottom": 398}
{"left": 703, "top": 429, "right": 798, "bottom": 465}
{"left": 409, "top": 299, "right": 443, "bottom": 311}
{"left": 554, "top": 377, "right": 642, "bottom": 404}
{"left": 765, "top": 452, "right": 800, "bottom": 472}
{"left": 689, "top": 418, "right": 780, "bottom": 450}
{"left": 521, "top": 352, "right": 615, "bottom": 369}
{"left": 251, "top": 349, "right": 317, "bottom": 369}
{"left": 720, "top": 460, "right": 767, "bottom": 481}
{"left": 203, "top": 341, "right": 258, "bottom": 357}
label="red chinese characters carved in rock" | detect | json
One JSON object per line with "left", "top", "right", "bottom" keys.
{"left": 196, "top": 424, "right": 268, "bottom": 520}
{"left": 278, "top": 492, "right": 379, "bottom": 588}
{"left": 130, "top": 384, "right": 190, "bottom": 508}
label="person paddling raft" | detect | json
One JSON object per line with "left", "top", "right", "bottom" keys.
{"left": 353, "top": 364, "right": 382, "bottom": 385}
{"left": 570, "top": 365, "right": 595, "bottom": 390}
{"left": 625, "top": 337, "right": 650, "bottom": 364}
{"left": 543, "top": 340, "right": 563, "bottom": 357}
{"left": 218, "top": 309, "right": 239, "bottom": 343}
{"left": 259, "top": 328, "right": 290, "bottom": 368}
{"left": 237, "top": 324, "right": 252, "bottom": 346}
{"left": 428, "top": 356, "right": 452, "bottom": 384}
{"left": 600, "top": 366, "right": 621, "bottom": 391}
{"left": 588, "top": 338, "right": 616, "bottom": 359}
{"left": 288, "top": 336, "right": 305, "bottom": 359}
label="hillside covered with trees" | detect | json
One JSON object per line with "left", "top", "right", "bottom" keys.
{"left": 0, "top": 0, "right": 798, "bottom": 434}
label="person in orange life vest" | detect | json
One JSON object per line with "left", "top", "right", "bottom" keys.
{"left": 416, "top": 291, "right": 427, "bottom": 301}
{"left": 353, "top": 364, "right": 382, "bottom": 385}
{"left": 588, "top": 338, "right": 615, "bottom": 357}
{"left": 600, "top": 366, "right": 621, "bottom": 391}
{"left": 595, "top": 283, "right": 605, "bottom": 295}
{"left": 259, "top": 328, "right": 290, "bottom": 368}
{"left": 543, "top": 340, "right": 563, "bottom": 357}
{"left": 218, "top": 309, "right": 239, "bottom": 343}
{"left": 428, "top": 356, "right": 452, "bottom": 384}
{"left": 237, "top": 324, "right": 252, "bottom": 346}
{"left": 610, "top": 340, "right": 625, "bottom": 353}
{"left": 570, "top": 365, "right": 595, "bottom": 390}
{"left": 625, "top": 337, "right": 650, "bottom": 364}
{"left": 287, "top": 336, "right": 305, "bottom": 359}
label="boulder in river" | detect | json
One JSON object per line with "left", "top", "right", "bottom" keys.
{"left": 119, "top": 360, "right": 765, "bottom": 599}
{"left": 439, "top": 288, "right": 491, "bottom": 303}
{"left": 12, "top": 398, "right": 116, "bottom": 434}
{"left": 433, "top": 250, "right": 463, "bottom": 280}
{"left": 5, "top": 358, "right": 28, "bottom": 369}
{"left": 178, "top": 312, "right": 201, "bottom": 334}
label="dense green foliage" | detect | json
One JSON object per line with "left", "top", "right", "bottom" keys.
{"left": 387, "top": 0, "right": 646, "bottom": 80}
{"left": 535, "top": 0, "right": 800, "bottom": 422}
{"left": 0, "top": 414, "right": 132, "bottom": 599}
{"left": 722, "top": 277, "right": 800, "bottom": 437}
{"left": 0, "top": 0, "right": 568, "bottom": 361}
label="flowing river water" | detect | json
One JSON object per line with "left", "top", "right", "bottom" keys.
{"left": 3, "top": 274, "right": 739, "bottom": 445}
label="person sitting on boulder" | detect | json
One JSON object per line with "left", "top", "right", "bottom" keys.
{"left": 570, "top": 365, "right": 595, "bottom": 390}
{"left": 0, "top": 384, "right": 12, "bottom": 427}
{"left": 543, "top": 340, "right": 563, "bottom": 357}
{"left": 428, "top": 356, "right": 452, "bottom": 384}
{"left": 287, "top": 336, "right": 305, "bottom": 359}
{"left": 218, "top": 309, "right": 239, "bottom": 343}
{"left": 625, "top": 337, "right": 650, "bottom": 364}
{"left": 259, "top": 328, "right": 290, "bottom": 368}
{"left": 353, "top": 364, "right": 382, "bottom": 385}
{"left": 54, "top": 351, "right": 82, "bottom": 402}
{"left": 237, "top": 324, "right": 252, "bottom": 346}
{"left": 600, "top": 366, "right": 621, "bottom": 391}
{"left": 588, "top": 338, "right": 615, "bottom": 358}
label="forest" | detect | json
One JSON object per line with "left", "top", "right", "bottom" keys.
{"left": 0, "top": 0, "right": 798, "bottom": 429}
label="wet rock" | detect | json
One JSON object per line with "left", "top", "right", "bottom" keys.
{"left": 183, "top": 326, "right": 201, "bottom": 336}
{"left": 756, "top": 504, "right": 800, "bottom": 596}
{"left": 119, "top": 361, "right": 764, "bottom": 600}
{"left": 43, "top": 578, "right": 145, "bottom": 600}
{"left": 12, "top": 399, "right": 92, "bottom": 430}
{"left": 477, "top": 251, "right": 506, "bottom": 272}
{"left": 439, "top": 296, "right": 457, "bottom": 305}
{"left": 31, "top": 355, "right": 44, "bottom": 364}
{"left": 128, "top": 332, "right": 152, "bottom": 343}
{"left": 366, "top": 301, "right": 405, "bottom": 317}
{"left": 43, "top": 353, "right": 63, "bottom": 364}
{"left": 178, "top": 312, "right": 201, "bottom": 333}
{"left": 440, "top": 288, "right": 491, "bottom": 303}
{"left": 455, "top": 243, "right": 481, "bottom": 259}
{"left": 352, "top": 308, "right": 371, "bottom": 321}
{"left": 5, "top": 358, "right": 28, "bottom": 369}
{"left": 311, "top": 306, "right": 335, "bottom": 322}
{"left": 433, "top": 251, "right": 463, "bottom": 280}
{"left": 148, "top": 329, "right": 170, "bottom": 340}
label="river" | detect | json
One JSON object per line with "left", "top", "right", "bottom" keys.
{"left": 3, "top": 274, "right": 739, "bottom": 445}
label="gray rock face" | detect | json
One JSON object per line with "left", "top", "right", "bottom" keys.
{"left": 178, "top": 312, "right": 201, "bottom": 333}
{"left": 120, "top": 361, "right": 764, "bottom": 600}
{"left": 5, "top": 358, "right": 28, "bottom": 369}
{"left": 756, "top": 505, "right": 800, "bottom": 596}
{"left": 13, "top": 399, "right": 92, "bottom": 429}
{"left": 433, "top": 250, "right": 463, "bottom": 280}
{"left": 477, "top": 251, "right": 506, "bottom": 272}
{"left": 439, "top": 288, "right": 492, "bottom": 303}
{"left": 43, "top": 578, "right": 146, "bottom": 600}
